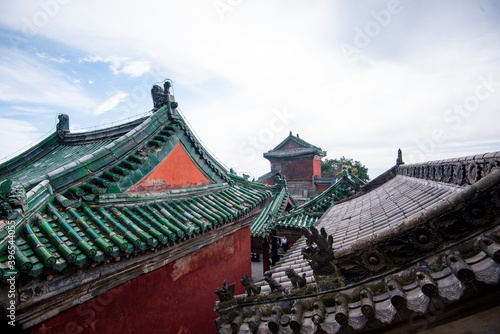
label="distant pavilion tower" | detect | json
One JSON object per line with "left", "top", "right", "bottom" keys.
{"left": 261, "top": 131, "right": 326, "bottom": 200}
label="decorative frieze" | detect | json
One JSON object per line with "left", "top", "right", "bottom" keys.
{"left": 397, "top": 155, "right": 500, "bottom": 186}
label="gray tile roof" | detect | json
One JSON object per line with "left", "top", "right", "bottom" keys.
{"left": 260, "top": 176, "right": 462, "bottom": 288}
{"left": 215, "top": 152, "right": 500, "bottom": 333}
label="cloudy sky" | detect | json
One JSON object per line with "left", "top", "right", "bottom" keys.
{"left": 0, "top": 0, "right": 499, "bottom": 179}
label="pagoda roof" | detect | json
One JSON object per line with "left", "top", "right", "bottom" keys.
{"left": 263, "top": 132, "right": 326, "bottom": 160}
{"left": 0, "top": 83, "right": 273, "bottom": 328}
{"left": 215, "top": 151, "right": 500, "bottom": 333}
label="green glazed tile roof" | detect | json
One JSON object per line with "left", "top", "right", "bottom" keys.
{"left": 264, "top": 132, "right": 326, "bottom": 159}
{"left": 0, "top": 117, "right": 146, "bottom": 191}
{"left": 251, "top": 173, "right": 365, "bottom": 237}
{"left": 0, "top": 184, "right": 270, "bottom": 282}
{"left": 2, "top": 140, "right": 114, "bottom": 188}
{"left": 1, "top": 101, "right": 233, "bottom": 195}
{"left": 0, "top": 88, "right": 273, "bottom": 282}
{"left": 250, "top": 186, "right": 291, "bottom": 237}
{"left": 276, "top": 174, "right": 364, "bottom": 229}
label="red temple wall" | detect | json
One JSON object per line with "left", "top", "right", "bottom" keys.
{"left": 280, "top": 159, "right": 314, "bottom": 180}
{"left": 281, "top": 141, "right": 302, "bottom": 150}
{"left": 32, "top": 226, "right": 251, "bottom": 334}
{"left": 312, "top": 159, "right": 322, "bottom": 177}
{"left": 315, "top": 183, "right": 331, "bottom": 191}
{"left": 264, "top": 178, "right": 274, "bottom": 185}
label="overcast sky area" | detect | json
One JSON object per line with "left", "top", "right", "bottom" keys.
{"left": 0, "top": 0, "right": 499, "bottom": 179}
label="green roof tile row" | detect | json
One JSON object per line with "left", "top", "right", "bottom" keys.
{"left": 0, "top": 95, "right": 275, "bottom": 284}
{"left": 251, "top": 187, "right": 289, "bottom": 237}
{"left": 0, "top": 185, "right": 270, "bottom": 281}
{"left": 250, "top": 174, "right": 365, "bottom": 237}
{"left": 2, "top": 140, "right": 113, "bottom": 189}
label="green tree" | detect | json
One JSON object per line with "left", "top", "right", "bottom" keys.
{"left": 321, "top": 156, "right": 370, "bottom": 182}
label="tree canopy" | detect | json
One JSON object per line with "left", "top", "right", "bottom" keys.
{"left": 321, "top": 156, "right": 370, "bottom": 182}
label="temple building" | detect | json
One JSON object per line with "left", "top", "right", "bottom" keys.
{"left": 259, "top": 132, "right": 327, "bottom": 201}
{"left": 215, "top": 152, "right": 500, "bottom": 333}
{"left": 252, "top": 134, "right": 366, "bottom": 274}
{"left": 0, "top": 82, "right": 273, "bottom": 333}
{"left": 2, "top": 80, "right": 499, "bottom": 334}
{"left": 250, "top": 167, "right": 366, "bottom": 273}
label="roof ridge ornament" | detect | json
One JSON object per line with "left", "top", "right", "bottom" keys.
{"left": 396, "top": 148, "right": 404, "bottom": 166}
{"left": 215, "top": 279, "right": 236, "bottom": 302}
{"left": 264, "top": 272, "right": 285, "bottom": 293}
{"left": 151, "top": 81, "right": 173, "bottom": 111}
{"left": 0, "top": 179, "right": 27, "bottom": 219}
{"left": 57, "top": 113, "right": 70, "bottom": 140}
{"left": 240, "top": 273, "right": 261, "bottom": 296}
{"left": 285, "top": 268, "right": 307, "bottom": 289}
{"left": 301, "top": 226, "right": 345, "bottom": 289}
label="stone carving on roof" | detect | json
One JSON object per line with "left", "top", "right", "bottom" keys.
{"left": 151, "top": 81, "right": 172, "bottom": 110}
{"left": 396, "top": 148, "right": 404, "bottom": 166}
{"left": 301, "top": 226, "right": 335, "bottom": 273}
{"left": 56, "top": 113, "right": 69, "bottom": 140}
{"left": 240, "top": 273, "right": 261, "bottom": 296}
{"left": 397, "top": 153, "right": 500, "bottom": 186}
{"left": 264, "top": 272, "right": 284, "bottom": 293}
{"left": 301, "top": 226, "right": 345, "bottom": 289}
{"left": 0, "top": 179, "right": 27, "bottom": 219}
{"left": 284, "top": 268, "right": 306, "bottom": 289}
{"left": 215, "top": 228, "right": 500, "bottom": 333}
{"left": 215, "top": 279, "right": 236, "bottom": 302}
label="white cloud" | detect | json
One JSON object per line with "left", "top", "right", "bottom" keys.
{"left": 94, "top": 91, "right": 129, "bottom": 115}
{"left": 9, "top": 106, "right": 57, "bottom": 115}
{"left": 0, "top": 119, "right": 42, "bottom": 163}
{"left": 35, "top": 51, "right": 69, "bottom": 63}
{"left": 80, "top": 55, "right": 151, "bottom": 77}
{"left": 119, "top": 61, "right": 151, "bottom": 77}
{"left": 0, "top": 0, "right": 499, "bottom": 177}
{"left": 0, "top": 48, "right": 94, "bottom": 109}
